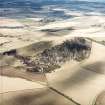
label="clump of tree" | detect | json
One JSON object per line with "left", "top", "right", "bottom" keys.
{"left": 3, "top": 49, "right": 17, "bottom": 56}
{"left": 25, "top": 37, "right": 92, "bottom": 73}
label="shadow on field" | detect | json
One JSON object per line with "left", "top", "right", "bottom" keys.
{"left": 0, "top": 88, "right": 76, "bottom": 105}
